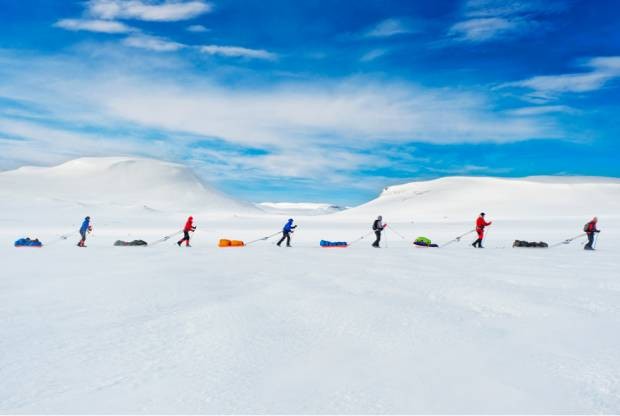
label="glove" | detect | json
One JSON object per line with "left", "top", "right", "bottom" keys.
{"left": 596, "top": 230, "right": 601, "bottom": 233}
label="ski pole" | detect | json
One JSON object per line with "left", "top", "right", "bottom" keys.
{"left": 441, "top": 229, "right": 476, "bottom": 248}
{"left": 481, "top": 227, "right": 490, "bottom": 248}
{"left": 246, "top": 231, "right": 282, "bottom": 245}
{"left": 593, "top": 232, "right": 600, "bottom": 249}
{"left": 549, "top": 233, "right": 587, "bottom": 248}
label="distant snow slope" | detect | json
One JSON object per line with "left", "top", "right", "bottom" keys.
{"left": 258, "top": 202, "right": 347, "bottom": 216}
{"left": 0, "top": 157, "right": 258, "bottom": 214}
{"left": 342, "top": 176, "right": 620, "bottom": 221}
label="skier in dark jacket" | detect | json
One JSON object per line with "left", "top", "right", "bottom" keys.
{"left": 584, "top": 217, "right": 600, "bottom": 250}
{"left": 472, "top": 213, "right": 492, "bottom": 248}
{"left": 77, "top": 216, "right": 91, "bottom": 247}
{"left": 372, "top": 215, "right": 386, "bottom": 248}
{"left": 177, "top": 216, "right": 196, "bottom": 247}
{"left": 277, "top": 219, "right": 297, "bottom": 247}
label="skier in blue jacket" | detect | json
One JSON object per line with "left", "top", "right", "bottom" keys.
{"left": 277, "top": 218, "right": 297, "bottom": 247}
{"left": 77, "top": 216, "right": 92, "bottom": 247}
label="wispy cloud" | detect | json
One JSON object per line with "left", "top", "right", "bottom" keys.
{"left": 87, "top": 0, "right": 212, "bottom": 22}
{"left": 360, "top": 48, "right": 388, "bottom": 62}
{"left": 507, "top": 105, "right": 575, "bottom": 116}
{"left": 448, "top": 17, "right": 532, "bottom": 42}
{"left": 448, "top": 0, "right": 566, "bottom": 43}
{"left": 504, "top": 56, "right": 620, "bottom": 101}
{"left": 363, "top": 18, "right": 417, "bottom": 38}
{"left": 123, "top": 34, "right": 186, "bottom": 51}
{"left": 54, "top": 18, "right": 134, "bottom": 34}
{"left": 200, "top": 45, "right": 277, "bottom": 60}
{"left": 186, "top": 24, "right": 209, "bottom": 33}
{"left": 464, "top": 0, "right": 567, "bottom": 18}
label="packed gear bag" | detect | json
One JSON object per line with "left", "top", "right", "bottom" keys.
{"left": 320, "top": 240, "right": 348, "bottom": 248}
{"left": 15, "top": 237, "right": 43, "bottom": 247}
{"left": 415, "top": 236, "right": 432, "bottom": 245}
{"left": 219, "top": 239, "right": 245, "bottom": 247}
{"left": 114, "top": 240, "right": 148, "bottom": 246}
{"left": 512, "top": 240, "right": 549, "bottom": 248}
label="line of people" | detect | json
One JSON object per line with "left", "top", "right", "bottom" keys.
{"left": 70, "top": 214, "right": 602, "bottom": 250}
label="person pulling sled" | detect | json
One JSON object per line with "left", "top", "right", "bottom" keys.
{"left": 277, "top": 218, "right": 297, "bottom": 247}
{"left": 372, "top": 215, "right": 387, "bottom": 248}
{"left": 77, "top": 216, "right": 92, "bottom": 247}
{"left": 177, "top": 216, "right": 196, "bottom": 247}
{"left": 472, "top": 212, "right": 492, "bottom": 248}
{"left": 583, "top": 217, "right": 601, "bottom": 250}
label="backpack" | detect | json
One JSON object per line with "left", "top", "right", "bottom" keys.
{"left": 372, "top": 220, "right": 381, "bottom": 231}
{"left": 583, "top": 222, "right": 590, "bottom": 232}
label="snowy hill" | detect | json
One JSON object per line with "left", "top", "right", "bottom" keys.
{"left": 0, "top": 157, "right": 258, "bottom": 215}
{"left": 342, "top": 176, "right": 620, "bottom": 221}
{"left": 257, "top": 202, "right": 348, "bottom": 215}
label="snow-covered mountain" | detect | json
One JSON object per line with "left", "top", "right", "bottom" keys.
{"left": 342, "top": 176, "right": 620, "bottom": 221}
{"left": 0, "top": 157, "right": 258, "bottom": 214}
{"left": 257, "top": 202, "right": 348, "bottom": 215}
{"left": 2, "top": 158, "right": 619, "bottom": 222}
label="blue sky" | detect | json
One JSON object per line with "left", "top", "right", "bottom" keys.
{"left": 0, "top": 0, "right": 619, "bottom": 205}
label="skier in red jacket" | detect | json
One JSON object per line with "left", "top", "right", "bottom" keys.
{"left": 472, "top": 212, "right": 492, "bottom": 248}
{"left": 583, "top": 216, "right": 600, "bottom": 250}
{"left": 177, "top": 216, "right": 196, "bottom": 247}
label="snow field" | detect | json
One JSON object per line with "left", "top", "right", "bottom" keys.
{"left": 1, "top": 217, "right": 619, "bottom": 413}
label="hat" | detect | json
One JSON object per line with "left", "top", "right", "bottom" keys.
{"left": 480, "top": 212, "right": 486, "bottom": 216}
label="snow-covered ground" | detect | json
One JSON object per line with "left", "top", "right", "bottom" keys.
{"left": 1, "top": 158, "right": 619, "bottom": 413}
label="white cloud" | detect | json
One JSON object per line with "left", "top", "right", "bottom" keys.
{"left": 186, "top": 24, "right": 209, "bottom": 33}
{"left": 0, "top": 49, "right": 561, "bottom": 181}
{"left": 448, "top": 17, "right": 529, "bottom": 42}
{"left": 123, "top": 34, "right": 186, "bottom": 51}
{"left": 200, "top": 45, "right": 277, "bottom": 60}
{"left": 507, "top": 105, "right": 574, "bottom": 116}
{"left": 54, "top": 18, "right": 134, "bottom": 34}
{"left": 448, "top": 0, "right": 566, "bottom": 43}
{"left": 504, "top": 56, "right": 620, "bottom": 100}
{"left": 88, "top": 0, "right": 212, "bottom": 22}
{"left": 464, "top": 0, "right": 567, "bottom": 18}
{"left": 364, "top": 18, "right": 417, "bottom": 38}
{"left": 91, "top": 79, "right": 554, "bottom": 147}
{"left": 0, "top": 117, "right": 178, "bottom": 170}
{"left": 360, "top": 49, "right": 388, "bottom": 62}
